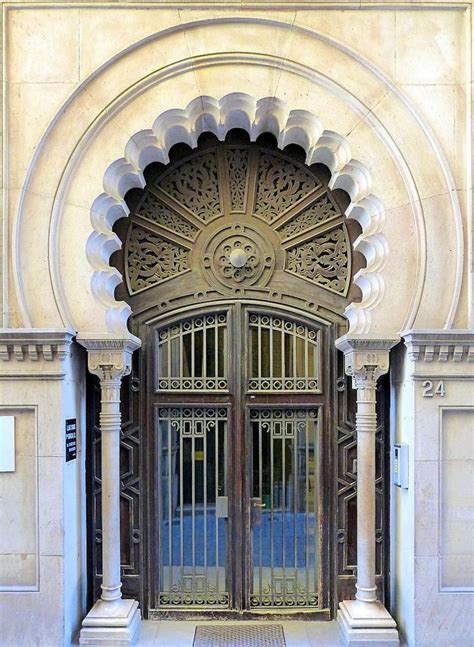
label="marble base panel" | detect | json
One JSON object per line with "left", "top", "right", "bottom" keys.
{"left": 79, "top": 598, "right": 141, "bottom": 646}
{"left": 337, "top": 600, "right": 399, "bottom": 646}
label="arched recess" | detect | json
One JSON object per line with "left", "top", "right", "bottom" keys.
{"left": 90, "top": 94, "right": 386, "bottom": 338}
{"left": 85, "top": 131, "right": 392, "bottom": 615}
{"left": 9, "top": 18, "right": 464, "bottom": 337}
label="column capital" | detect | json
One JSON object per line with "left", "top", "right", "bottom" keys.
{"left": 76, "top": 334, "right": 141, "bottom": 381}
{"left": 336, "top": 335, "right": 399, "bottom": 388}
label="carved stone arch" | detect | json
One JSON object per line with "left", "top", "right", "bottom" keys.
{"left": 88, "top": 94, "right": 388, "bottom": 337}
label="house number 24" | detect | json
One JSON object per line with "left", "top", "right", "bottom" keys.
{"left": 422, "top": 380, "right": 446, "bottom": 398}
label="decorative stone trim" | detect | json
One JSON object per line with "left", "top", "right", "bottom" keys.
{"left": 336, "top": 334, "right": 400, "bottom": 385}
{"left": 0, "top": 329, "right": 75, "bottom": 361}
{"left": 402, "top": 329, "right": 474, "bottom": 362}
{"left": 76, "top": 334, "right": 141, "bottom": 379}
{"left": 88, "top": 93, "right": 389, "bottom": 337}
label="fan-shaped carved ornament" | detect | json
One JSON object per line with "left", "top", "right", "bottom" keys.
{"left": 124, "top": 141, "right": 351, "bottom": 298}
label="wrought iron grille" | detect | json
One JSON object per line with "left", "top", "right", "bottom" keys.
{"left": 156, "top": 313, "right": 228, "bottom": 391}
{"left": 249, "top": 408, "right": 321, "bottom": 609}
{"left": 248, "top": 313, "right": 320, "bottom": 392}
{"left": 157, "top": 406, "right": 229, "bottom": 609}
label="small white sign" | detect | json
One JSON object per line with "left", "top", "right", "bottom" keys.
{"left": 0, "top": 416, "right": 15, "bottom": 472}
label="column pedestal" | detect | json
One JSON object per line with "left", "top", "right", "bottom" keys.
{"left": 80, "top": 599, "right": 141, "bottom": 646}
{"left": 338, "top": 600, "right": 399, "bottom": 646}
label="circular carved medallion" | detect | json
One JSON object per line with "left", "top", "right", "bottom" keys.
{"left": 202, "top": 224, "right": 275, "bottom": 292}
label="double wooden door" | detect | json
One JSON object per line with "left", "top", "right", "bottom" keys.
{"left": 149, "top": 302, "right": 331, "bottom": 616}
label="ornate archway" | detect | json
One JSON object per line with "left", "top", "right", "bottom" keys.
{"left": 81, "top": 132, "right": 397, "bottom": 644}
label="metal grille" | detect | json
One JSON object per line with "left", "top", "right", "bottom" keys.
{"left": 157, "top": 406, "right": 229, "bottom": 608}
{"left": 249, "top": 408, "right": 321, "bottom": 608}
{"left": 248, "top": 313, "right": 320, "bottom": 392}
{"left": 156, "top": 314, "right": 228, "bottom": 391}
{"left": 193, "top": 625, "right": 286, "bottom": 647}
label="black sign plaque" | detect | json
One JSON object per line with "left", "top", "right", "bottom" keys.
{"left": 65, "top": 419, "right": 77, "bottom": 462}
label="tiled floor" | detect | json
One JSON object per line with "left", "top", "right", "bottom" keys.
{"left": 136, "top": 620, "right": 345, "bottom": 646}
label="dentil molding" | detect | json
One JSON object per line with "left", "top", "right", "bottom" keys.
{"left": 0, "top": 329, "right": 75, "bottom": 362}
{"left": 402, "top": 329, "right": 474, "bottom": 362}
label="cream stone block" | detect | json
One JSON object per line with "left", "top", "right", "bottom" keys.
{"left": 283, "top": 28, "right": 390, "bottom": 114}
{"left": 7, "top": 82, "right": 78, "bottom": 191}
{"left": 81, "top": 29, "right": 192, "bottom": 110}
{"left": 414, "top": 460, "right": 439, "bottom": 558}
{"left": 441, "top": 554, "right": 474, "bottom": 589}
{"left": 441, "top": 461, "right": 474, "bottom": 557}
{"left": 181, "top": 12, "right": 297, "bottom": 63}
{"left": 78, "top": 8, "right": 182, "bottom": 80}
{"left": 14, "top": 87, "right": 107, "bottom": 199}
{"left": 370, "top": 90, "right": 448, "bottom": 202}
{"left": 346, "top": 116, "right": 410, "bottom": 210}
{"left": 274, "top": 69, "right": 364, "bottom": 137}
{"left": 7, "top": 8, "right": 80, "bottom": 83}
{"left": 395, "top": 9, "right": 467, "bottom": 85}
{"left": 9, "top": 189, "right": 63, "bottom": 329}
{"left": 0, "top": 408, "right": 37, "bottom": 589}
{"left": 294, "top": 9, "right": 397, "bottom": 80}
{"left": 58, "top": 202, "right": 111, "bottom": 334}
{"left": 0, "top": 555, "right": 64, "bottom": 647}
{"left": 414, "top": 555, "right": 474, "bottom": 646}
{"left": 39, "top": 456, "right": 64, "bottom": 557}
{"left": 371, "top": 202, "right": 418, "bottom": 332}
{"left": 0, "top": 554, "right": 37, "bottom": 589}
{"left": 413, "top": 192, "right": 461, "bottom": 329}
{"left": 400, "top": 84, "right": 468, "bottom": 194}
{"left": 194, "top": 63, "right": 282, "bottom": 108}
{"left": 441, "top": 408, "right": 474, "bottom": 461}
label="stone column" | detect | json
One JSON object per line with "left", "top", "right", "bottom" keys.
{"left": 77, "top": 336, "right": 141, "bottom": 646}
{"left": 336, "top": 336, "right": 400, "bottom": 646}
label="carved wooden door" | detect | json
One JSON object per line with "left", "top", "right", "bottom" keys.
{"left": 86, "top": 131, "right": 390, "bottom": 618}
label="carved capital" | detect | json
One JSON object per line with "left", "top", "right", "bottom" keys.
{"left": 76, "top": 334, "right": 141, "bottom": 381}
{"left": 336, "top": 335, "right": 399, "bottom": 390}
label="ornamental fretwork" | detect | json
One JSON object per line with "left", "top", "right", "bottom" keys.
{"left": 122, "top": 138, "right": 352, "bottom": 301}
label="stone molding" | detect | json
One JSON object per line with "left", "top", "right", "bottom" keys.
{"left": 89, "top": 93, "right": 388, "bottom": 338}
{"left": 0, "top": 329, "right": 75, "bottom": 362}
{"left": 76, "top": 334, "right": 141, "bottom": 380}
{"left": 402, "top": 329, "right": 474, "bottom": 362}
{"left": 336, "top": 334, "right": 400, "bottom": 387}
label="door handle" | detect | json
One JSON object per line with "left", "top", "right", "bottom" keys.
{"left": 250, "top": 497, "right": 265, "bottom": 526}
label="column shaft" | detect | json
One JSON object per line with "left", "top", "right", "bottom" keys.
{"left": 99, "top": 373, "right": 123, "bottom": 601}
{"left": 355, "top": 383, "right": 378, "bottom": 603}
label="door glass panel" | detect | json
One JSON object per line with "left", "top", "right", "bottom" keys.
{"left": 156, "top": 313, "right": 228, "bottom": 391}
{"left": 157, "top": 406, "right": 229, "bottom": 609}
{"left": 248, "top": 313, "right": 320, "bottom": 392}
{"left": 249, "top": 408, "right": 321, "bottom": 609}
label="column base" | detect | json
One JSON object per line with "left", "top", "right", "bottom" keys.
{"left": 337, "top": 600, "right": 399, "bottom": 646}
{"left": 79, "top": 598, "right": 141, "bottom": 646}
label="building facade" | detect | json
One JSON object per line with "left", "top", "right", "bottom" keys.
{"left": 0, "top": 2, "right": 472, "bottom": 646}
